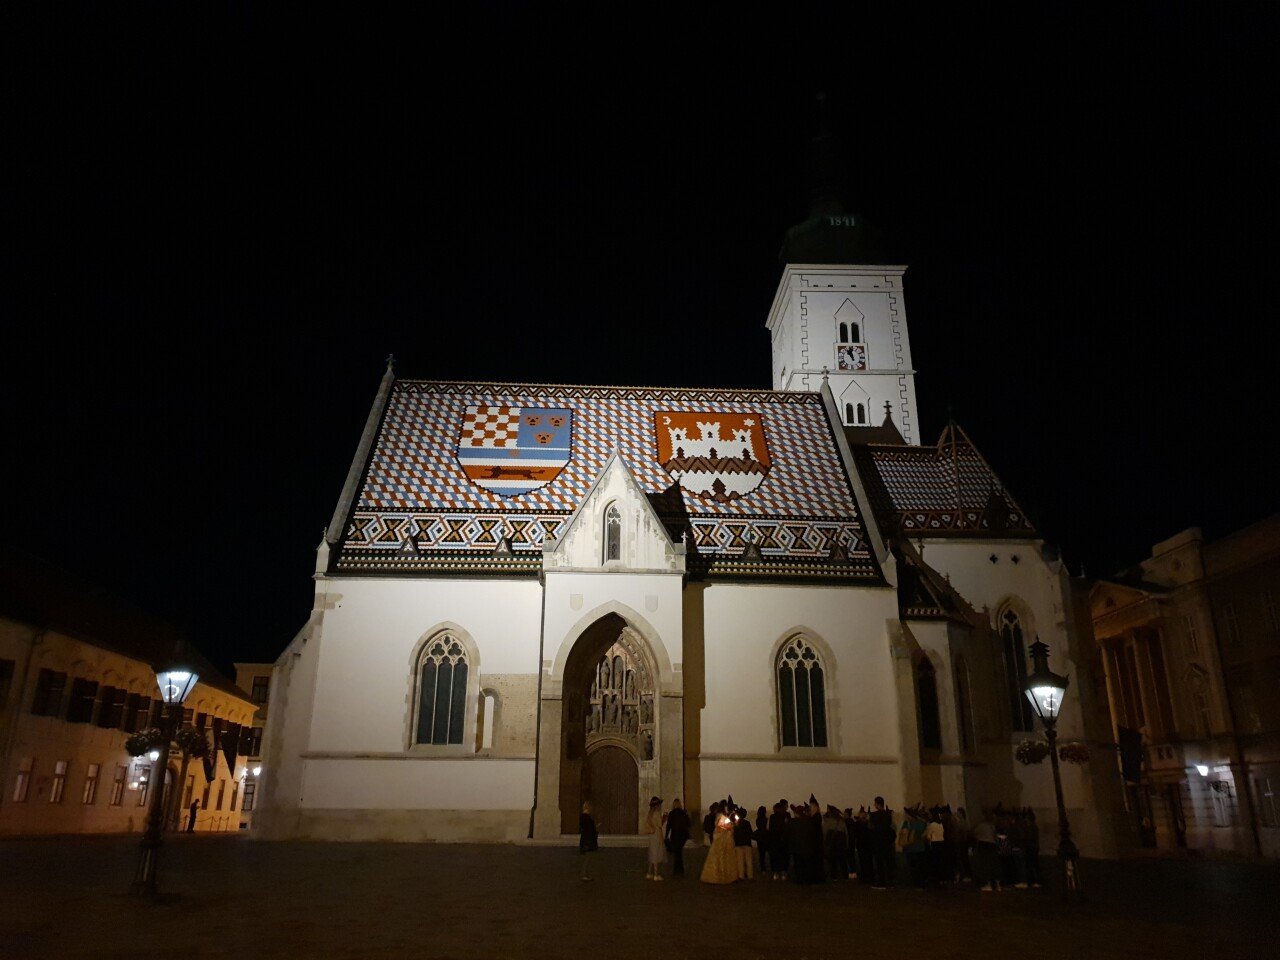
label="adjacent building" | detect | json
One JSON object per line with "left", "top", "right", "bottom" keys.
{"left": 1085, "top": 514, "right": 1280, "bottom": 857}
{"left": 0, "top": 551, "right": 258, "bottom": 835}
{"left": 233, "top": 661, "right": 274, "bottom": 827}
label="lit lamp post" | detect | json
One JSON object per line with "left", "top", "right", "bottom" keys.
{"left": 131, "top": 662, "right": 199, "bottom": 897}
{"left": 1023, "top": 639, "right": 1080, "bottom": 892}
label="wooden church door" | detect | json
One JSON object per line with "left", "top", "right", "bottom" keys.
{"left": 584, "top": 746, "right": 638, "bottom": 834}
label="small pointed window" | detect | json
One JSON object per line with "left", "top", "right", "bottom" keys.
{"left": 849, "top": 322, "right": 860, "bottom": 342}
{"left": 839, "top": 322, "right": 849, "bottom": 342}
{"left": 604, "top": 503, "right": 621, "bottom": 563}
{"left": 856, "top": 403, "right": 866, "bottom": 424}
{"left": 844, "top": 403, "right": 855, "bottom": 424}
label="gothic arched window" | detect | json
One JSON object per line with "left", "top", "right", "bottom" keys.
{"left": 777, "top": 636, "right": 828, "bottom": 748}
{"left": 415, "top": 634, "right": 469, "bottom": 745}
{"left": 916, "top": 656, "right": 942, "bottom": 751}
{"left": 839, "top": 322, "right": 849, "bottom": 342}
{"left": 604, "top": 502, "right": 622, "bottom": 563}
{"left": 1000, "top": 609, "right": 1035, "bottom": 732}
{"left": 844, "top": 402, "right": 855, "bottom": 424}
{"left": 850, "top": 322, "right": 860, "bottom": 341}
{"left": 856, "top": 403, "right": 866, "bottom": 425}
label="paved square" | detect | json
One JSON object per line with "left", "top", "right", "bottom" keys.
{"left": 1, "top": 836, "right": 1274, "bottom": 959}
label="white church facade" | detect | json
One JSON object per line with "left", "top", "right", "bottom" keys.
{"left": 254, "top": 234, "right": 1124, "bottom": 854}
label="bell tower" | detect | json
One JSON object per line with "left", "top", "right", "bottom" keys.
{"left": 765, "top": 95, "right": 920, "bottom": 444}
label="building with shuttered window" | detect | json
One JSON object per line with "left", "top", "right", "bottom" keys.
{"left": 0, "top": 552, "right": 258, "bottom": 835}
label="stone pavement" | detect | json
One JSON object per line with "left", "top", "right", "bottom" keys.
{"left": 1, "top": 835, "right": 1275, "bottom": 959}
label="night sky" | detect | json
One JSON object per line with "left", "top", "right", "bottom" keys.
{"left": 4, "top": 5, "right": 1276, "bottom": 674}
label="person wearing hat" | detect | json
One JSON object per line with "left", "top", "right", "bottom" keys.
{"left": 644, "top": 796, "right": 667, "bottom": 880}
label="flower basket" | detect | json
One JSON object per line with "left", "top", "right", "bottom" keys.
{"left": 1058, "top": 741, "right": 1091, "bottom": 764}
{"left": 1015, "top": 739, "right": 1051, "bottom": 765}
{"left": 125, "top": 728, "right": 166, "bottom": 757}
{"left": 174, "top": 726, "right": 210, "bottom": 759}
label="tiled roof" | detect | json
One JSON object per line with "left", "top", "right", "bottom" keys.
{"left": 852, "top": 423, "right": 1035, "bottom": 539}
{"left": 334, "top": 380, "right": 881, "bottom": 581}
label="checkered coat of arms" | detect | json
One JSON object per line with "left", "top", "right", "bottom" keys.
{"left": 456, "top": 404, "right": 574, "bottom": 497}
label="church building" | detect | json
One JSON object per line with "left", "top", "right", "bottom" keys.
{"left": 254, "top": 208, "right": 1122, "bottom": 853}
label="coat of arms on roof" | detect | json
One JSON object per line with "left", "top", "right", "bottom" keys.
{"left": 456, "top": 404, "right": 573, "bottom": 497}
{"left": 654, "top": 411, "right": 770, "bottom": 504}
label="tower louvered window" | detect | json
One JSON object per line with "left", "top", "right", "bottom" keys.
{"left": 415, "top": 635, "right": 469, "bottom": 745}
{"left": 777, "top": 636, "right": 828, "bottom": 748}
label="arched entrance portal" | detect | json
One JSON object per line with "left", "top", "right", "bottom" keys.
{"left": 557, "top": 613, "right": 659, "bottom": 834}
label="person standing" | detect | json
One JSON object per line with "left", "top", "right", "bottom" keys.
{"left": 733, "top": 807, "right": 755, "bottom": 880}
{"left": 754, "top": 806, "right": 770, "bottom": 876}
{"left": 700, "top": 800, "right": 738, "bottom": 884}
{"left": 1021, "top": 808, "right": 1042, "bottom": 888}
{"left": 644, "top": 796, "right": 666, "bottom": 881}
{"left": 902, "top": 807, "right": 928, "bottom": 889}
{"left": 973, "top": 809, "right": 999, "bottom": 891}
{"left": 868, "top": 796, "right": 896, "bottom": 889}
{"left": 767, "top": 801, "right": 790, "bottom": 881}
{"left": 852, "top": 808, "right": 874, "bottom": 883}
{"left": 951, "top": 806, "right": 972, "bottom": 883}
{"left": 925, "top": 809, "right": 947, "bottom": 887}
{"left": 186, "top": 799, "right": 199, "bottom": 833}
{"left": 793, "top": 797, "right": 826, "bottom": 884}
{"left": 579, "top": 801, "right": 599, "bottom": 881}
{"left": 702, "top": 804, "right": 717, "bottom": 847}
{"left": 822, "top": 805, "right": 849, "bottom": 880}
{"left": 665, "top": 798, "right": 691, "bottom": 878}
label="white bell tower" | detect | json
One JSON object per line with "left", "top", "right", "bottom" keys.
{"left": 765, "top": 258, "right": 920, "bottom": 444}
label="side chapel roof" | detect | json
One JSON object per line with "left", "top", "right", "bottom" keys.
{"left": 330, "top": 378, "right": 883, "bottom": 582}
{"left": 849, "top": 420, "right": 1036, "bottom": 539}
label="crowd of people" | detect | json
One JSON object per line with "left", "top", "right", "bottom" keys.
{"left": 579, "top": 795, "right": 1046, "bottom": 892}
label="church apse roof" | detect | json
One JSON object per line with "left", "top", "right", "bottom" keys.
{"left": 850, "top": 422, "right": 1036, "bottom": 539}
{"left": 332, "top": 379, "right": 882, "bottom": 582}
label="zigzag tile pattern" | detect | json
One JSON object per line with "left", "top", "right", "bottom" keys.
{"left": 336, "top": 380, "right": 877, "bottom": 577}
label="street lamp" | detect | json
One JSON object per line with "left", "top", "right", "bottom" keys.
{"left": 131, "top": 660, "right": 198, "bottom": 897}
{"left": 1023, "top": 638, "right": 1081, "bottom": 892}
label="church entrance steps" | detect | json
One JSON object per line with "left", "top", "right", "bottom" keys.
{"left": 515, "top": 834, "right": 647, "bottom": 847}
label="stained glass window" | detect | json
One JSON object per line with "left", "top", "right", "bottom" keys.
{"left": 777, "top": 636, "right": 827, "bottom": 748}
{"left": 416, "top": 635, "right": 469, "bottom": 745}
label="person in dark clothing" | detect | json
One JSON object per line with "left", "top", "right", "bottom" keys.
{"left": 792, "top": 797, "right": 826, "bottom": 884}
{"left": 186, "top": 799, "right": 199, "bottom": 833}
{"left": 852, "top": 808, "right": 874, "bottom": 883}
{"left": 823, "top": 805, "right": 849, "bottom": 880}
{"left": 702, "top": 804, "right": 717, "bottom": 847}
{"left": 665, "top": 798, "right": 691, "bottom": 877}
{"left": 753, "top": 806, "right": 770, "bottom": 876}
{"left": 867, "top": 796, "right": 896, "bottom": 888}
{"left": 1018, "top": 808, "right": 1042, "bottom": 887}
{"left": 767, "top": 801, "right": 790, "bottom": 880}
{"left": 579, "top": 801, "right": 599, "bottom": 881}
{"left": 733, "top": 807, "right": 755, "bottom": 880}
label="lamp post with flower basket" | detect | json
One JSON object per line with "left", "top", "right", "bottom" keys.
{"left": 1023, "top": 638, "right": 1081, "bottom": 893}
{"left": 130, "top": 659, "right": 199, "bottom": 897}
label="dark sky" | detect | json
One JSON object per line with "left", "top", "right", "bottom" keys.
{"left": 4, "top": 4, "right": 1276, "bottom": 674}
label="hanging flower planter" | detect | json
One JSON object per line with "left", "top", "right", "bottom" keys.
{"left": 1015, "top": 739, "right": 1051, "bottom": 765}
{"left": 125, "top": 728, "right": 166, "bottom": 757}
{"left": 1058, "top": 741, "right": 1091, "bottom": 764}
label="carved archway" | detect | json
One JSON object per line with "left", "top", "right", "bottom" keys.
{"left": 556, "top": 613, "right": 661, "bottom": 834}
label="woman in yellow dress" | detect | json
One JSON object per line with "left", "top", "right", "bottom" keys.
{"left": 700, "top": 800, "right": 738, "bottom": 884}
